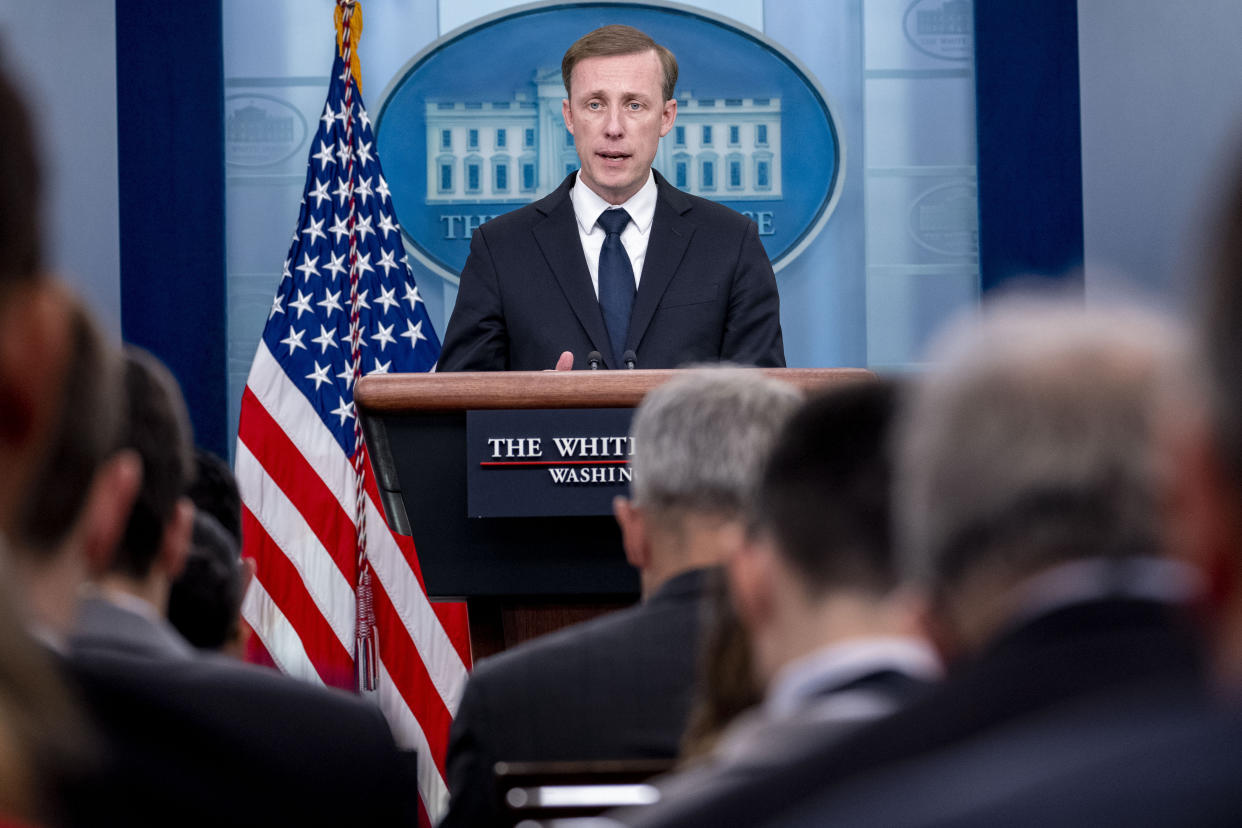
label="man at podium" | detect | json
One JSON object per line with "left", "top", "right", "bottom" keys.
{"left": 437, "top": 24, "right": 786, "bottom": 372}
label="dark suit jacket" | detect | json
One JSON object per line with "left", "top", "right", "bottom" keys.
{"left": 65, "top": 595, "right": 418, "bottom": 828}
{"left": 898, "top": 705, "right": 1242, "bottom": 828}
{"left": 771, "top": 687, "right": 1222, "bottom": 828}
{"left": 627, "top": 660, "right": 932, "bottom": 827}
{"left": 620, "top": 596, "right": 1206, "bottom": 828}
{"left": 440, "top": 567, "right": 713, "bottom": 828}
{"left": 437, "top": 172, "right": 785, "bottom": 370}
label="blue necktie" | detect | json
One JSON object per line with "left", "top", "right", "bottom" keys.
{"left": 596, "top": 208, "right": 635, "bottom": 367}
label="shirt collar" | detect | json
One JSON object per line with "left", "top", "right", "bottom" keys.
{"left": 765, "top": 636, "right": 941, "bottom": 718}
{"left": 1005, "top": 556, "right": 1201, "bottom": 629}
{"left": 91, "top": 583, "right": 165, "bottom": 623}
{"left": 571, "top": 170, "right": 657, "bottom": 235}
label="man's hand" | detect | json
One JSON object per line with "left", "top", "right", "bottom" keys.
{"left": 554, "top": 351, "right": 574, "bottom": 371}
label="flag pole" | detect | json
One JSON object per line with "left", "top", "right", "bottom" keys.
{"left": 335, "top": 0, "right": 379, "bottom": 695}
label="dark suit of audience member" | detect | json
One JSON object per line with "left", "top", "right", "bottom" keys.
{"left": 765, "top": 581, "right": 1205, "bottom": 828}
{"left": 68, "top": 591, "right": 415, "bottom": 827}
{"left": 767, "top": 682, "right": 1221, "bottom": 828}
{"left": 619, "top": 381, "right": 938, "bottom": 825}
{"left": 60, "top": 349, "right": 417, "bottom": 828}
{"left": 622, "top": 301, "right": 1207, "bottom": 828}
{"left": 445, "top": 566, "right": 710, "bottom": 827}
{"left": 440, "top": 368, "right": 802, "bottom": 828}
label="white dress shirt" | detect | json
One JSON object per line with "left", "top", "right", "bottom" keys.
{"left": 570, "top": 171, "right": 658, "bottom": 298}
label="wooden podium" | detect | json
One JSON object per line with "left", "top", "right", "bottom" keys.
{"left": 354, "top": 368, "right": 870, "bottom": 659}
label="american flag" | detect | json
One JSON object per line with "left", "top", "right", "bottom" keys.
{"left": 236, "top": 5, "right": 470, "bottom": 824}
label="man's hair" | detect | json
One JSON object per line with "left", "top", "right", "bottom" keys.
{"left": 754, "top": 380, "right": 899, "bottom": 598}
{"left": 168, "top": 510, "right": 243, "bottom": 651}
{"left": 629, "top": 367, "right": 801, "bottom": 521}
{"left": 113, "top": 347, "right": 194, "bottom": 579}
{"left": 15, "top": 299, "right": 123, "bottom": 558}
{"left": 187, "top": 449, "right": 242, "bottom": 545}
{"left": 562, "top": 24, "right": 678, "bottom": 102}
{"left": 897, "top": 296, "right": 1188, "bottom": 597}
{"left": 0, "top": 54, "right": 42, "bottom": 287}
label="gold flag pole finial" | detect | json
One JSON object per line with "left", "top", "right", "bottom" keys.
{"left": 335, "top": 1, "right": 363, "bottom": 93}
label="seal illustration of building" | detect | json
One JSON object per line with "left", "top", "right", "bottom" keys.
{"left": 424, "top": 69, "right": 782, "bottom": 204}
{"left": 915, "top": 0, "right": 969, "bottom": 35}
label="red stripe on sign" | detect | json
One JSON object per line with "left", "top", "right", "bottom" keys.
{"left": 242, "top": 507, "right": 355, "bottom": 691}
{"left": 480, "top": 459, "right": 630, "bottom": 467}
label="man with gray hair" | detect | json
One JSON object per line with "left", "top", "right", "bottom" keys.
{"left": 628, "top": 298, "right": 1208, "bottom": 828}
{"left": 441, "top": 367, "right": 802, "bottom": 828}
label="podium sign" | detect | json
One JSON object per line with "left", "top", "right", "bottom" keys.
{"left": 355, "top": 368, "right": 871, "bottom": 601}
{"left": 467, "top": 409, "right": 635, "bottom": 518}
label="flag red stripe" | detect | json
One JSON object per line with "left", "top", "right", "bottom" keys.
{"left": 243, "top": 507, "right": 355, "bottom": 690}
{"left": 372, "top": 574, "right": 452, "bottom": 776}
{"left": 430, "top": 599, "right": 472, "bottom": 670}
{"left": 240, "top": 388, "right": 357, "bottom": 582}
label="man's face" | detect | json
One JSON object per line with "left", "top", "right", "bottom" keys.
{"left": 562, "top": 49, "right": 676, "bottom": 205}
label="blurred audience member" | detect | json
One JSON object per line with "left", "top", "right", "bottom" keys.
{"left": 627, "top": 297, "right": 1206, "bottom": 828}
{"left": 3, "top": 298, "right": 124, "bottom": 828}
{"left": 622, "top": 379, "right": 937, "bottom": 826}
{"left": 0, "top": 58, "right": 128, "bottom": 826}
{"left": 677, "top": 570, "right": 761, "bottom": 763}
{"left": 72, "top": 347, "right": 195, "bottom": 657}
{"left": 441, "top": 367, "right": 802, "bottom": 828}
{"left": 187, "top": 448, "right": 241, "bottom": 545}
{"left": 0, "top": 58, "right": 75, "bottom": 549}
{"left": 67, "top": 348, "right": 419, "bottom": 827}
{"left": 168, "top": 510, "right": 247, "bottom": 656}
{"left": 799, "top": 151, "right": 1242, "bottom": 828}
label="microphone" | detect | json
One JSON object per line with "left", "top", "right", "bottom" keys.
{"left": 587, "top": 350, "right": 603, "bottom": 370}
{"left": 622, "top": 350, "right": 637, "bottom": 369}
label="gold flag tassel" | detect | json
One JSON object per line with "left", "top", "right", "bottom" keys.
{"left": 335, "top": 1, "right": 363, "bottom": 93}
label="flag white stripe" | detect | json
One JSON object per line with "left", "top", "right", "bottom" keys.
{"left": 240, "top": 576, "right": 326, "bottom": 687}
{"left": 236, "top": 439, "right": 356, "bottom": 655}
{"left": 378, "top": 659, "right": 451, "bottom": 821}
{"left": 247, "top": 341, "right": 468, "bottom": 709}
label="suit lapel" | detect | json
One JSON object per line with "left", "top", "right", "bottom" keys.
{"left": 532, "top": 177, "right": 616, "bottom": 366}
{"left": 628, "top": 174, "right": 694, "bottom": 353}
